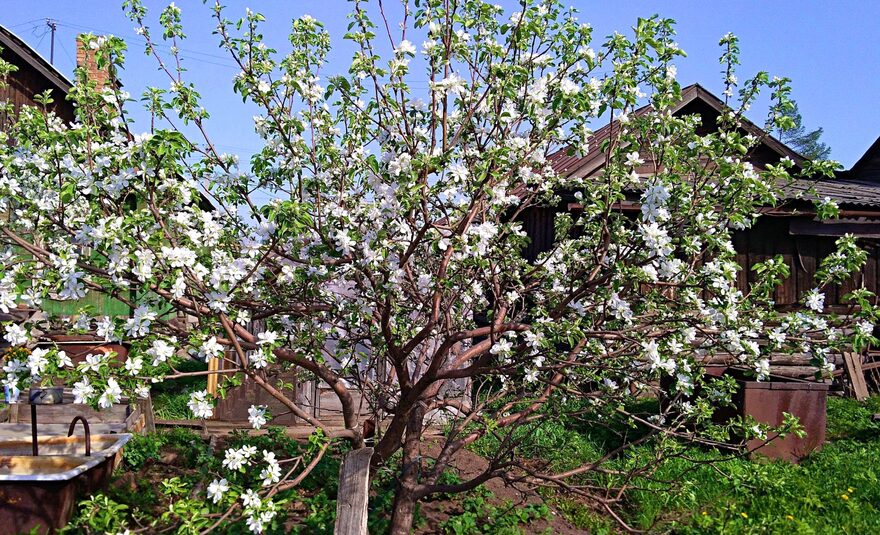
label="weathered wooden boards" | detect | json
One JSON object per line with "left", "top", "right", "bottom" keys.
{"left": 334, "top": 447, "right": 374, "bottom": 535}
{"left": 2, "top": 389, "right": 154, "bottom": 434}
{"left": 699, "top": 353, "right": 843, "bottom": 381}
{"left": 7, "top": 399, "right": 129, "bottom": 424}
{"left": 843, "top": 352, "right": 870, "bottom": 401}
{"left": 137, "top": 394, "right": 156, "bottom": 434}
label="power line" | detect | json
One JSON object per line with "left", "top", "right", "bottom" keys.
{"left": 56, "top": 21, "right": 240, "bottom": 71}
{"left": 20, "top": 17, "right": 439, "bottom": 85}
{"left": 28, "top": 23, "right": 50, "bottom": 40}
{"left": 57, "top": 38, "right": 76, "bottom": 68}
{"left": 6, "top": 18, "right": 45, "bottom": 29}
{"left": 53, "top": 20, "right": 238, "bottom": 65}
{"left": 33, "top": 29, "right": 47, "bottom": 53}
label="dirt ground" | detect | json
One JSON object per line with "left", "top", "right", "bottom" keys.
{"left": 416, "top": 445, "right": 584, "bottom": 534}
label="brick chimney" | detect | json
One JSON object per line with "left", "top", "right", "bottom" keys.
{"left": 76, "top": 35, "right": 112, "bottom": 91}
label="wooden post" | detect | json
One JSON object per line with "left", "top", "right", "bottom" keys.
{"left": 8, "top": 403, "right": 20, "bottom": 423}
{"left": 137, "top": 394, "right": 156, "bottom": 434}
{"left": 334, "top": 447, "right": 373, "bottom": 535}
{"left": 843, "top": 352, "right": 869, "bottom": 401}
{"left": 206, "top": 357, "right": 220, "bottom": 396}
{"left": 312, "top": 380, "right": 320, "bottom": 419}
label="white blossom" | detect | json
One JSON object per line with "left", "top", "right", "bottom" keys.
{"left": 805, "top": 289, "right": 825, "bottom": 312}
{"left": 4, "top": 324, "right": 28, "bottom": 346}
{"left": 248, "top": 405, "right": 268, "bottom": 429}
{"left": 395, "top": 39, "right": 416, "bottom": 56}
{"left": 125, "top": 306, "right": 157, "bottom": 337}
{"left": 755, "top": 358, "right": 770, "bottom": 381}
{"left": 257, "top": 331, "right": 278, "bottom": 346}
{"left": 260, "top": 450, "right": 281, "bottom": 486}
{"left": 241, "top": 489, "right": 261, "bottom": 508}
{"left": 188, "top": 390, "right": 213, "bottom": 419}
{"left": 856, "top": 320, "right": 874, "bottom": 337}
{"left": 199, "top": 337, "right": 224, "bottom": 361}
{"left": 98, "top": 378, "right": 123, "bottom": 409}
{"left": 207, "top": 478, "right": 229, "bottom": 504}
{"left": 124, "top": 357, "right": 144, "bottom": 376}
{"left": 148, "top": 339, "right": 176, "bottom": 366}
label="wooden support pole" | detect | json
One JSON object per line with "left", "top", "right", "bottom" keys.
{"left": 206, "top": 357, "right": 220, "bottom": 396}
{"left": 334, "top": 447, "right": 373, "bottom": 535}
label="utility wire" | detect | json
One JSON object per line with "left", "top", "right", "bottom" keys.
{"left": 39, "top": 18, "right": 438, "bottom": 85}
{"left": 56, "top": 21, "right": 240, "bottom": 71}
{"left": 33, "top": 29, "right": 48, "bottom": 52}
{"left": 54, "top": 19, "right": 238, "bottom": 65}
{"left": 6, "top": 18, "right": 45, "bottom": 29}
{"left": 57, "top": 38, "right": 76, "bottom": 69}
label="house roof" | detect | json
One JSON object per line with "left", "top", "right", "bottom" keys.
{"left": 786, "top": 177, "right": 880, "bottom": 208}
{"left": 548, "top": 83, "right": 880, "bottom": 210}
{"left": 845, "top": 136, "right": 880, "bottom": 182}
{"left": 0, "top": 25, "right": 72, "bottom": 95}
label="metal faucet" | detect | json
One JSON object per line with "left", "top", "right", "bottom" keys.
{"left": 67, "top": 416, "right": 91, "bottom": 456}
{"left": 28, "top": 387, "right": 64, "bottom": 457}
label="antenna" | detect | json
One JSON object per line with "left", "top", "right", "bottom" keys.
{"left": 46, "top": 19, "right": 57, "bottom": 64}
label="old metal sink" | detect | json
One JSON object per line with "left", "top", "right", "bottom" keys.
{"left": 0, "top": 433, "right": 131, "bottom": 533}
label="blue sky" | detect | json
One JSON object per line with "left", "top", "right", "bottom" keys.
{"left": 3, "top": 1, "right": 878, "bottom": 167}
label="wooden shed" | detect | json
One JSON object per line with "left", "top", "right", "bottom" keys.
{"left": 532, "top": 84, "right": 880, "bottom": 312}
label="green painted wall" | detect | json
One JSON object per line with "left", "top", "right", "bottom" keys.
{"left": 40, "top": 291, "right": 132, "bottom": 317}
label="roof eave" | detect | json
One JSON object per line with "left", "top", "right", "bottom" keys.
{"left": 0, "top": 25, "right": 72, "bottom": 95}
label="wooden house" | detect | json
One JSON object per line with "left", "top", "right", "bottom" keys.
{"left": 0, "top": 25, "right": 129, "bottom": 317}
{"left": 0, "top": 25, "right": 74, "bottom": 130}
{"left": 532, "top": 83, "right": 880, "bottom": 312}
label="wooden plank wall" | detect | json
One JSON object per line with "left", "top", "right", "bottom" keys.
{"left": 520, "top": 206, "right": 557, "bottom": 261}
{"left": 212, "top": 357, "right": 303, "bottom": 425}
{"left": 521, "top": 205, "right": 880, "bottom": 311}
{"left": 0, "top": 48, "right": 74, "bottom": 132}
{"left": 734, "top": 217, "right": 880, "bottom": 309}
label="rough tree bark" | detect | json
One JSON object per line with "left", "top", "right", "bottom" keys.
{"left": 388, "top": 402, "right": 426, "bottom": 535}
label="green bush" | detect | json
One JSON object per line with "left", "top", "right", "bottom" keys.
{"left": 61, "top": 494, "right": 130, "bottom": 534}
{"left": 72, "top": 395, "right": 880, "bottom": 534}
{"left": 508, "top": 395, "right": 880, "bottom": 533}
{"left": 122, "top": 427, "right": 213, "bottom": 470}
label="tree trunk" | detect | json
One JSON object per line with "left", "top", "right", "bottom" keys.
{"left": 388, "top": 403, "right": 425, "bottom": 535}
{"left": 389, "top": 485, "right": 417, "bottom": 535}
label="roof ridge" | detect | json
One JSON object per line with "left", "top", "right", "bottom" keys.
{"left": 549, "top": 83, "right": 806, "bottom": 180}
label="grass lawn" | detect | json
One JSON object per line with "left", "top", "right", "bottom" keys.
{"left": 536, "top": 395, "right": 880, "bottom": 534}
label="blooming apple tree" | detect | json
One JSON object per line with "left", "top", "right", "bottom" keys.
{"left": 0, "top": 0, "right": 874, "bottom": 532}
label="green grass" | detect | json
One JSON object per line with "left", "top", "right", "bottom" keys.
{"left": 150, "top": 359, "right": 208, "bottom": 420}
{"left": 527, "top": 396, "right": 880, "bottom": 534}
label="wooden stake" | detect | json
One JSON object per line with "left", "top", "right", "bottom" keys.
{"left": 334, "top": 447, "right": 373, "bottom": 535}
{"left": 843, "top": 352, "right": 869, "bottom": 401}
